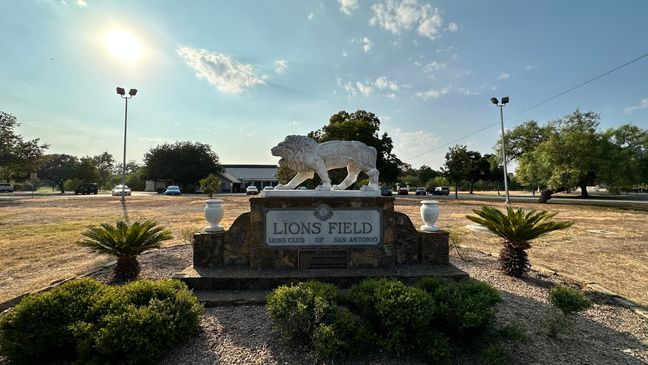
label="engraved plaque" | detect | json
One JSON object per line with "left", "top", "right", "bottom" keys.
{"left": 299, "top": 249, "right": 348, "bottom": 269}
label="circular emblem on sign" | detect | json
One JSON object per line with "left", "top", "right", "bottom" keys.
{"left": 313, "top": 204, "right": 333, "bottom": 221}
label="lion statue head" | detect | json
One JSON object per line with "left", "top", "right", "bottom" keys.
{"left": 271, "top": 135, "right": 318, "bottom": 172}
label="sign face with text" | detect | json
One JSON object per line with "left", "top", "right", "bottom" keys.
{"left": 264, "top": 205, "right": 381, "bottom": 247}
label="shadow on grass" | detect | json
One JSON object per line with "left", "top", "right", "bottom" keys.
{"left": 120, "top": 199, "right": 129, "bottom": 223}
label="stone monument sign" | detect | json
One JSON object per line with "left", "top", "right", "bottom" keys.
{"left": 175, "top": 136, "right": 466, "bottom": 291}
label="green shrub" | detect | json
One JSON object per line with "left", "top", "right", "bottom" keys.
{"left": 266, "top": 281, "right": 339, "bottom": 340}
{"left": 479, "top": 343, "right": 508, "bottom": 365}
{"left": 0, "top": 279, "right": 104, "bottom": 364}
{"left": 267, "top": 278, "right": 512, "bottom": 365}
{"left": 415, "top": 331, "right": 453, "bottom": 365}
{"left": 311, "top": 308, "right": 373, "bottom": 361}
{"left": 344, "top": 279, "right": 436, "bottom": 354}
{"left": 0, "top": 279, "right": 202, "bottom": 365}
{"left": 430, "top": 279, "right": 502, "bottom": 336}
{"left": 416, "top": 276, "right": 449, "bottom": 294}
{"left": 549, "top": 284, "right": 590, "bottom": 314}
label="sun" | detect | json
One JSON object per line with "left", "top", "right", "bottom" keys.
{"left": 103, "top": 29, "right": 142, "bottom": 61}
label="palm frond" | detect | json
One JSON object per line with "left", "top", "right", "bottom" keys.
{"left": 77, "top": 220, "right": 172, "bottom": 257}
{"left": 466, "top": 206, "right": 573, "bottom": 247}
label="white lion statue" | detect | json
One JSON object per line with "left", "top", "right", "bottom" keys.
{"left": 271, "top": 135, "right": 380, "bottom": 191}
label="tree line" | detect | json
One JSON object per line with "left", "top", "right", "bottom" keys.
{"left": 2, "top": 109, "right": 646, "bottom": 200}
{"left": 1, "top": 111, "right": 222, "bottom": 193}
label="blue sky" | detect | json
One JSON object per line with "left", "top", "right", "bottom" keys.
{"left": 2, "top": 0, "right": 647, "bottom": 169}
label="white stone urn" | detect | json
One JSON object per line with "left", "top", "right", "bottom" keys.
{"left": 204, "top": 199, "right": 225, "bottom": 232}
{"left": 419, "top": 200, "right": 440, "bottom": 232}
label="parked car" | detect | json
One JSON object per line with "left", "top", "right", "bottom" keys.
{"left": 164, "top": 185, "right": 182, "bottom": 195}
{"left": 111, "top": 184, "right": 132, "bottom": 196}
{"left": 432, "top": 186, "right": 450, "bottom": 196}
{"left": 398, "top": 187, "right": 409, "bottom": 195}
{"left": 263, "top": 186, "right": 274, "bottom": 191}
{"left": 75, "top": 183, "right": 98, "bottom": 195}
{"left": 0, "top": 183, "right": 14, "bottom": 193}
{"left": 380, "top": 186, "right": 392, "bottom": 196}
{"left": 415, "top": 187, "right": 427, "bottom": 195}
{"left": 246, "top": 186, "right": 259, "bottom": 195}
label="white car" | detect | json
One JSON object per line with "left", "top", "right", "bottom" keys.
{"left": 111, "top": 184, "right": 132, "bottom": 196}
{"left": 246, "top": 186, "right": 259, "bottom": 195}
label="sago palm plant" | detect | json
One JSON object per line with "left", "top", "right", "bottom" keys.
{"left": 78, "top": 220, "right": 172, "bottom": 282}
{"left": 466, "top": 206, "right": 573, "bottom": 277}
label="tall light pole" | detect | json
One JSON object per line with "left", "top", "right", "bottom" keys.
{"left": 491, "top": 96, "right": 510, "bottom": 205}
{"left": 116, "top": 87, "right": 137, "bottom": 201}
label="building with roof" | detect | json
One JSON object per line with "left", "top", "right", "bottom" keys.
{"left": 217, "top": 164, "right": 278, "bottom": 193}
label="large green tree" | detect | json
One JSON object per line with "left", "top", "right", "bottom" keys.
{"left": 93, "top": 152, "right": 116, "bottom": 189}
{"left": 0, "top": 112, "right": 48, "bottom": 182}
{"left": 308, "top": 110, "right": 403, "bottom": 185}
{"left": 144, "top": 141, "right": 222, "bottom": 189}
{"left": 598, "top": 124, "right": 648, "bottom": 193}
{"left": 443, "top": 145, "right": 471, "bottom": 199}
{"left": 38, "top": 154, "right": 79, "bottom": 193}
{"left": 505, "top": 110, "right": 603, "bottom": 202}
{"left": 465, "top": 151, "right": 492, "bottom": 194}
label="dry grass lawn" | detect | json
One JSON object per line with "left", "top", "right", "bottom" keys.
{"left": 1, "top": 194, "right": 646, "bottom": 306}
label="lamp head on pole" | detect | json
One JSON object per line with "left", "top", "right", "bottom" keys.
{"left": 501, "top": 96, "right": 509, "bottom": 104}
{"left": 116, "top": 87, "right": 125, "bottom": 96}
{"left": 128, "top": 88, "right": 138, "bottom": 96}
{"left": 490, "top": 97, "right": 499, "bottom": 105}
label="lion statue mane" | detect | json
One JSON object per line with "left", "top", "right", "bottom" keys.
{"left": 271, "top": 135, "right": 380, "bottom": 191}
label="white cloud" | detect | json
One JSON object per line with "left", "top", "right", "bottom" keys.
{"left": 375, "top": 76, "right": 399, "bottom": 91}
{"left": 337, "top": 78, "right": 357, "bottom": 98}
{"left": 308, "top": 12, "right": 314, "bottom": 20}
{"left": 356, "top": 81, "right": 374, "bottom": 96}
{"left": 497, "top": 72, "right": 510, "bottom": 80}
{"left": 415, "top": 85, "right": 451, "bottom": 100}
{"left": 339, "top": 76, "right": 400, "bottom": 98}
{"left": 391, "top": 128, "right": 443, "bottom": 168}
{"left": 524, "top": 65, "right": 534, "bottom": 70}
{"left": 417, "top": 10, "right": 443, "bottom": 39}
{"left": 291, "top": 120, "right": 299, "bottom": 125}
{"left": 362, "top": 37, "right": 373, "bottom": 52}
{"left": 458, "top": 88, "right": 480, "bottom": 96}
{"left": 447, "top": 22, "right": 458, "bottom": 32}
{"left": 423, "top": 61, "right": 446, "bottom": 74}
{"left": 624, "top": 98, "right": 648, "bottom": 114}
{"left": 273, "top": 59, "right": 288, "bottom": 74}
{"left": 370, "top": 0, "right": 444, "bottom": 40}
{"left": 342, "top": 50, "right": 348, "bottom": 57}
{"left": 177, "top": 47, "right": 266, "bottom": 94}
{"left": 339, "top": 0, "right": 359, "bottom": 15}
{"left": 436, "top": 45, "right": 453, "bottom": 53}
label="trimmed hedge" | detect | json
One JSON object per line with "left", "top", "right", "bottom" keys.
{"left": 267, "top": 278, "right": 510, "bottom": 364}
{"left": 0, "top": 279, "right": 202, "bottom": 364}
{"left": 0, "top": 279, "right": 104, "bottom": 363}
